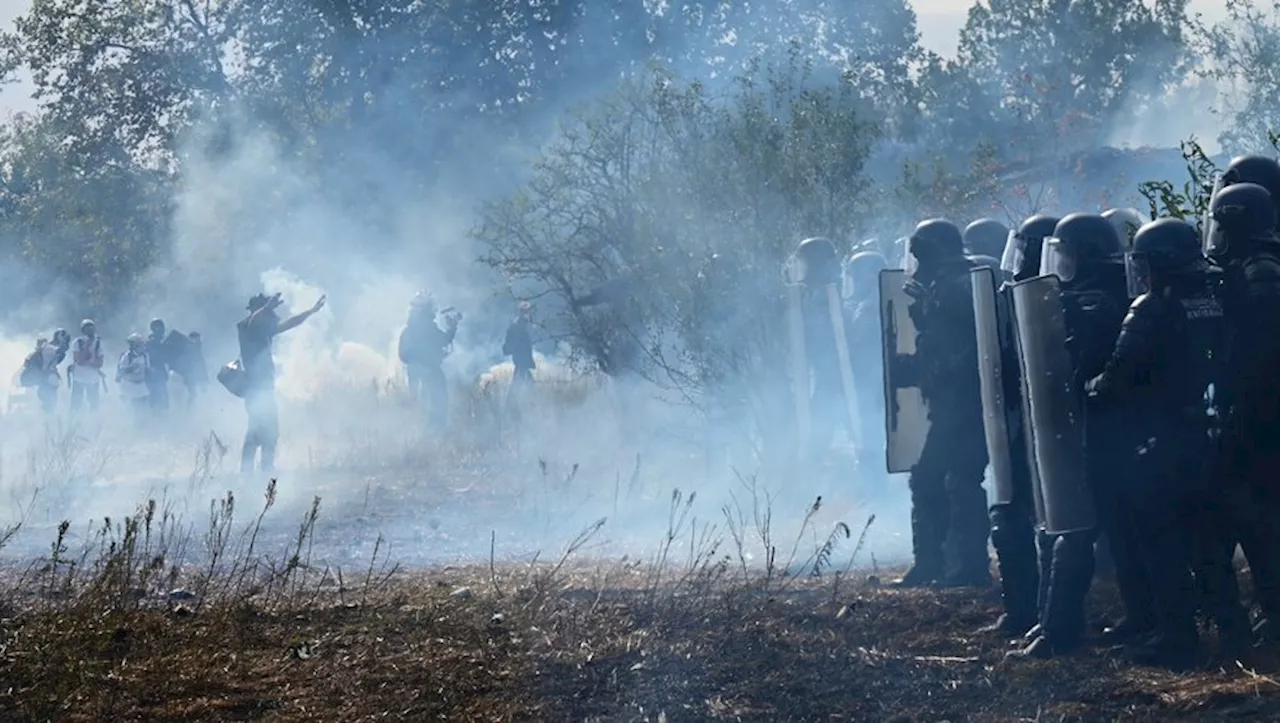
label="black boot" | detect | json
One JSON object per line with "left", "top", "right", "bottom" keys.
{"left": 946, "top": 468, "right": 992, "bottom": 586}
{"left": 1038, "top": 531, "right": 1096, "bottom": 653}
{"left": 989, "top": 504, "right": 1039, "bottom": 634}
{"left": 899, "top": 473, "right": 947, "bottom": 588}
{"left": 1005, "top": 633, "right": 1054, "bottom": 660}
{"left": 894, "top": 564, "right": 941, "bottom": 588}
{"left": 1123, "top": 632, "right": 1199, "bottom": 670}
{"left": 1101, "top": 618, "right": 1154, "bottom": 645}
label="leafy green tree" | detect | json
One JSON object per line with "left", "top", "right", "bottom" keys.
{"left": 0, "top": 113, "right": 171, "bottom": 312}
{"left": 1194, "top": 0, "right": 1280, "bottom": 152}
{"left": 953, "top": 0, "right": 1189, "bottom": 157}
{"left": 476, "top": 53, "right": 878, "bottom": 460}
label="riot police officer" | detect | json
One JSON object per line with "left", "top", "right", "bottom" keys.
{"left": 1010, "top": 213, "right": 1130, "bottom": 659}
{"left": 965, "top": 218, "right": 1010, "bottom": 260}
{"left": 1086, "top": 217, "right": 1250, "bottom": 666}
{"left": 1220, "top": 155, "right": 1280, "bottom": 219}
{"left": 1209, "top": 181, "right": 1280, "bottom": 641}
{"left": 893, "top": 219, "right": 990, "bottom": 588}
{"left": 1000, "top": 215, "right": 1058, "bottom": 282}
{"left": 791, "top": 237, "right": 858, "bottom": 454}
{"left": 980, "top": 214, "right": 1058, "bottom": 636}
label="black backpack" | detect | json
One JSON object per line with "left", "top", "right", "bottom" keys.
{"left": 19, "top": 350, "right": 42, "bottom": 387}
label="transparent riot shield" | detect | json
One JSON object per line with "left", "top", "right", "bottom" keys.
{"left": 784, "top": 259, "right": 811, "bottom": 455}
{"left": 1009, "top": 275, "right": 1096, "bottom": 535}
{"left": 972, "top": 267, "right": 1015, "bottom": 506}
{"left": 825, "top": 284, "right": 861, "bottom": 446}
{"left": 878, "top": 269, "right": 930, "bottom": 473}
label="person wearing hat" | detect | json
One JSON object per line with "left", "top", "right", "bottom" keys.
{"left": 236, "top": 290, "right": 326, "bottom": 474}
{"left": 116, "top": 332, "right": 151, "bottom": 415}
{"left": 68, "top": 319, "right": 105, "bottom": 414}
{"left": 398, "top": 291, "right": 460, "bottom": 428}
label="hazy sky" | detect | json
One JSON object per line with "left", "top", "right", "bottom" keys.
{"left": 0, "top": 0, "right": 1238, "bottom": 117}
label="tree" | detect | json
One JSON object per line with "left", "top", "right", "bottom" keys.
{"left": 0, "top": 113, "right": 171, "bottom": 313}
{"left": 476, "top": 52, "right": 878, "bottom": 463}
{"left": 1194, "top": 0, "right": 1280, "bottom": 152}
{"left": 2, "top": 0, "right": 234, "bottom": 167}
{"left": 953, "top": 0, "right": 1189, "bottom": 158}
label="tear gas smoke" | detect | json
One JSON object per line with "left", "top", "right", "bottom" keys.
{"left": 0, "top": 0, "right": 1246, "bottom": 576}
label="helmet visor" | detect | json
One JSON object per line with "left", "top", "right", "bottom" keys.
{"left": 1039, "top": 238, "right": 1077, "bottom": 282}
{"left": 903, "top": 249, "right": 919, "bottom": 276}
{"left": 1124, "top": 252, "right": 1151, "bottom": 299}
{"left": 1000, "top": 230, "right": 1023, "bottom": 274}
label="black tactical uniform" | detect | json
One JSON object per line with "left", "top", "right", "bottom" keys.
{"left": 894, "top": 220, "right": 990, "bottom": 588}
{"left": 1011, "top": 214, "right": 1130, "bottom": 659}
{"left": 1087, "top": 217, "right": 1249, "bottom": 666}
{"left": 1210, "top": 179, "right": 1280, "bottom": 640}
{"left": 981, "top": 214, "right": 1057, "bottom": 636}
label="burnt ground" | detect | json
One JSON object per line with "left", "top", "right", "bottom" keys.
{"left": 1, "top": 411, "right": 1277, "bottom": 722}
{"left": 2, "top": 565, "right": 1280, "bottom": 723}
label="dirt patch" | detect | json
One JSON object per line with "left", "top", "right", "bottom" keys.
{"left": 3, "top": 567, "right": 1279, "bottom": 722}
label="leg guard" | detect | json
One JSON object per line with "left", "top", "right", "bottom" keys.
{"left": 990, "top": 503, "right": 1039, "bottom": 631}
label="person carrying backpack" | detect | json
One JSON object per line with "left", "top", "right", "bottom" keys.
{"left": 20, "top": 329, "right": 69, "bottom": 413}
{"left": 398, "top": 292, "right": 459, "bottom": 428}
{"left": 236, "top": 291, "right": 326, "bottom": 474}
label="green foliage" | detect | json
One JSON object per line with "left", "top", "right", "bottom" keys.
{"left": 476, "top": 52, "right": 877, "bottom": 422}
{"left": 1193, "top": 0, "right": 1280, "bottom": 152}
{"left": 1136, "top": 139, "right": 1220, "bottom": 221}
{"left": 0, "top": 0, "right": 1228, "bottom": 325}
{"left": 956, "top": 0, "right": 1188, "bottom": 154}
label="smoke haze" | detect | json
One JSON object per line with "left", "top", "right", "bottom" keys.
{"left": 0, "top": 0, "right": 1265, "bottom": 579}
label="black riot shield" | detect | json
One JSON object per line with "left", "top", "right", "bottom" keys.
{"left": 879, "top": 269, "right": 930, "bottom": 473}
{"left": 1009, "top": 275, "right": 1096, "bottom": 535}
{"left": 971, "top": 267, "right": 1015, "bottom": 506}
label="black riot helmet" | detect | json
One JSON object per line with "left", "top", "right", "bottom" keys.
{"left": 843, "top": 250, "right": 887, "bottom": 300}
{"left": 1040, "top": 213, "right": 1122, "bottom": 284}
{"left": 907, "top": 219, "right": 964, "bottom": 275}
{"left": 1125, "top": 218, "right": 1209, "bottom": 298}
{"left": 1102, "top": 208, "right": 1149, "bottom": 249}
{"left": 963, "top": 218, "right": 1009, "bottom": 259}
{"left": 790, "top": 236, "right": 840, "bottom": 285}
{"left": 1002, "top": 214, "right": 1059, "bottom": 281}
{"left": 1209, "top": 182, "right": 1278, "bottom": 260}
{"left": 1222, "top": 155, "right": 1280, "bottom": 204}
